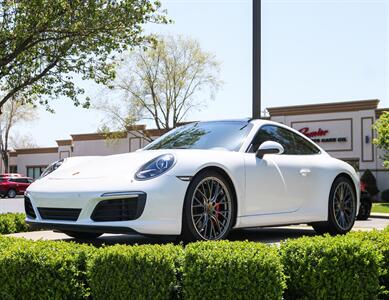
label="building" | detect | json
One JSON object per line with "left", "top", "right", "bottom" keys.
{"left": 3, "top": 99, "right": 388, "bottom": 193}
{"left": 268, "top": 99, "right": 388, "bottom": 193}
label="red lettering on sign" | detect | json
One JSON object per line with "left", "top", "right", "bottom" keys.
{"left": 299, "top": 127, "right": 329, "bottom": 138}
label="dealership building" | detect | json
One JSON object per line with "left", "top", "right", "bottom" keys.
{"left": 2, "top": 99, "right": 388, "bottom": 193}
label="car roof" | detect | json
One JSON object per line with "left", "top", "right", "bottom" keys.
{"left": 182, "top": 118, "right": 270, "bottom": 125}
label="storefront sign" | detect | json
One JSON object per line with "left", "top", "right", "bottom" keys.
{"left": 291, "top": 119, "right": 352, "bottom": 152}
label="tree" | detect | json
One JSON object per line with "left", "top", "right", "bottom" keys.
{"left": 0, "top": 97, "right": 37, "bottom": 172}
{"left": 0, "top": 0, "right": 168, "bottom": 112}
{"left": 98, "top": 35, "right": 221, "bottom": 130}
{"left": 9, "top": 133, "right": 37, "bottom": 150}
{"left": 373, "top": 111, "right": 389, "bottom": 168}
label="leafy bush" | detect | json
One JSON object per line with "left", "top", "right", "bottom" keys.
{"left": 0, "top": 236, "right": 93, "bottom": 299}
{"left": 373, "top": 111, "right": 389, "bottom": 168}
{"left": 381, "top": 189, "right": 389, "bottom": 202}
{"left": 183, "top": 241, "right": 285, "bottom": 300}
{"left": 349, "top": 230, "right": 389, "bottom": 298}
{"left": 361, "top": 169, "right": 379, "bottom": 196}
{"left": 0, "top": 213, "right": 30, "bottom": 234}
{"left": 87, "top": 244, "right": 183, "bottom": 300}
{"left": 280, "top": 234, "right": 380, "bottom": 300}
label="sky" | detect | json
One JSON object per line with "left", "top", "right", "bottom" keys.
{"left": 15, "top": 0, "right": 389, "bottom": 146}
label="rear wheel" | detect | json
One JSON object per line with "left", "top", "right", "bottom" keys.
{"left": 312, "top": 177, "right": 357, "bottom": 235}
{"left": 7, "top": 189, "right": 16, "bottom": 198}
{"left": 62, "top": 231, "right": 102, "bottom": 239}
{"left": 181, "top": 170, "right": 235, "bottom": 242}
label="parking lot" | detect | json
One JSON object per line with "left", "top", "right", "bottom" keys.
{"left": 4, "top": 196, "right": 389, "bottom": 245}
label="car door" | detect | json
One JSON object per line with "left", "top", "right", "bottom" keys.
{"left": 243, "top": 124, "right": 321, "bottom": 217}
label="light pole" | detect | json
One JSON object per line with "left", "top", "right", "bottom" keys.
{"left": 252, "top": 0, "right": 261, "bottom": 119}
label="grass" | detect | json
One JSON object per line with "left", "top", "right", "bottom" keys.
{"left": 372, "top": 203, "right": 389, "bottom": 214}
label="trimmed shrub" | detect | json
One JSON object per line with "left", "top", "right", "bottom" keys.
{"left": 87, "top": 244, "right": 183, "bottom": 300}
{"left": 280, "top": 234, "right": 380, "bottom": 300}
{"left": 183, "top": 241, "right": 285, "bottom": 300}
{"left": 381, "top": 189, "right": 389, "bottom": 202}
{"left": 0, "top": 236, "right": 93, "bottom": 299}
{"left": 0, "top": 213, "right": 30, "bottom": 234}
{"left": 349, "top": 230, "right": 389, "bottom": 298}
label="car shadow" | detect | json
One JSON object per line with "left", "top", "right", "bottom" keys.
{"left": 60, "top": 226, "right": 317, "bottom": 247}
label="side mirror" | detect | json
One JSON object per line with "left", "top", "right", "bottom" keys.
{"left": 255, "top": 141, "right": 284, "bottom": 159}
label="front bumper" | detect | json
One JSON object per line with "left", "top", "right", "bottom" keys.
{"left": 25, "top": 175, "right": 189, "bottom": 235}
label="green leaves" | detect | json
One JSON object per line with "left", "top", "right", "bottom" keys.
{"left": 280, "top": 234, "right": 381, "bottom": 300}
{"left": 0, "top": 229, "right": 387, "bottom": 299}
{"left": 374, "top": 112, "right": 389, "bottom": 168}
{"left": 183, "top": 241, "right": 285, "bottom": 300}
{"left": 0, "top": 0, "right": 169, "bottom": 110}
{"left": 0, "top": 237, "right": 93, "bottom": 299}
{"left": 0, "top": 213, "right": 30, "bottom": 234}
{"left": 87, "top": 244, "right": 183, "bottom": 300}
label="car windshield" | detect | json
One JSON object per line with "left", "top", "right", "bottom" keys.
{"left": 144, "top": 121, "right": 253, "bottom": 151}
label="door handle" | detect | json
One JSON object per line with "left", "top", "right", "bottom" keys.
{"left": 300, "top": 168, "right": 311, "bottom": 176}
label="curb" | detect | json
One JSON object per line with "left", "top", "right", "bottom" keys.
{"left": 370, "top": 213, "right": 389, "bottom": 219}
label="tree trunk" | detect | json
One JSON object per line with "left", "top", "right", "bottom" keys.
{"left": 1, "top": 150, "right": 8, "bottom": 173}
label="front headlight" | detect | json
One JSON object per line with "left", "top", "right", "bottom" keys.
{"left": 40, "top": 159, "right": 64, "bottom": 178}
{"left": 135, "top": 154, "right": 175, "bottom": 180}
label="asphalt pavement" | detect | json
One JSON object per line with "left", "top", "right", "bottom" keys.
{"left": 3, "top": 196, "right": 389, "bottom": 245}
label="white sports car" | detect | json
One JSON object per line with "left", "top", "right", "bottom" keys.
{"left": 25, "top": 119, "right": 359, "bottom": 241}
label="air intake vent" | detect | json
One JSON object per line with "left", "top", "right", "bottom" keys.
{"left": 38, "top": 207, "right": 81, "bottom": 221}
{"left": 91, "top": 194, "right": 146, "bottom": 222}
{"left": 24, "top": 196, "right": 36, "bottom": 219}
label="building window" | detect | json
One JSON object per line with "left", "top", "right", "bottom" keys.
{"left": 9, "top": 165, "right": 17, "bottom": 173}
{"left": 26, "top": 166, "right": 47, "bottom": 179}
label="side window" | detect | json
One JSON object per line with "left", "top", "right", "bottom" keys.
{"left": 250, "top": 125, "right": 320, "bottom": 155}
{"left": 250, "top": 125, "right": 295, "bottom": 154}
{"left": 291, "top": 132, "right": 321, "bottom": 155}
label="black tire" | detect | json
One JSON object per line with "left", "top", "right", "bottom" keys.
{"left": 0, "top": 194, "right": 5, "bottom": 198}
{"left": 62, "top": 231, "right": 102, "bottom": 239}
{"left": 357, "top": 193, "right": 372, "bottom": 221}
{"left": 7, "top": 189, "right": 16, "bottom": 198}
{"left": 181, "top": 170, "right": 236, "bottom": 242}
{"left": 312, "top": 176, "right": 357, "bottom": 235}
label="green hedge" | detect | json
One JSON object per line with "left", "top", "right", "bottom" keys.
{"left": 0, "top": 228, "right": 387, "bottom": 299}
{"left": 183, "top": 241, "right": 285, "bottom": 300}
{"left": 88, "top": 244, "right": 183, "bottom": 300}
{"left": 349, "top": 230, "right": 389, "bottom": 298}
{"left": 280, "top": 234, "right": 380, "bottom": 300}
{"left": 0, "top": 213, "right": 30, "bottom": 234}
{"left": 0, "top": 237, "right": 93, "bottom": 299}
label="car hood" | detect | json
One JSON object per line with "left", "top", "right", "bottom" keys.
{"left": 46, "top": 150, "right": 178, "bottom": 180}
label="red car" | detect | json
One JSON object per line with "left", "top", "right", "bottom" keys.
{"left": 0, "top": 177, "right": 33, "bottom": 198}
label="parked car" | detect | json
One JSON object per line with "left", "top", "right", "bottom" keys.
{"left": 0, "top": 177, "right": 33, "bottom": 198}
{"left": 356, "top": 180, "right": 372, "bottom": 220}
{"left": 0, "top": 173, "right": 22, "bottom": 178}
{"left": 25, "top": 119, "right": 360, "bottom": 241}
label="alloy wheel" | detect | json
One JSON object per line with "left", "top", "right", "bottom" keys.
{"left": 190, "top": 177, "right": 232, "bottom": 240}
{"left": 333, "top": 182, "right": 355, "bottom": 230}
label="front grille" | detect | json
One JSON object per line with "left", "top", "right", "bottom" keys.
{"left": 91, "top": 194, "right": 146, "bottom": 222}
{"left": 24, "top": 196, "right": 36, "bottom": 219}
{"left": 38, "top": 207, "right": 81, "bottom": 221}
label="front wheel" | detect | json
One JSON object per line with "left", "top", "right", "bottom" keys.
{"left": 62, "top": 231, "right": 102, "bottom": 239}
{"left": 312, "top": 177, "right": 357, "bottom": 235}
{"left": 181, "top": 170, "right": 235, "bottom": 242}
